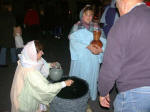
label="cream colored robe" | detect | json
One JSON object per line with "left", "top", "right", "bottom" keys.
{"left": 10, "top": 61, "right": 63, "bottom": 112}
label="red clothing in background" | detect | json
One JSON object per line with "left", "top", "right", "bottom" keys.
{"left": 24, "top": 9, "right": 40, "bottom": 26}
{"left": 145, "top": 2, "right": 150, "bottom": 6}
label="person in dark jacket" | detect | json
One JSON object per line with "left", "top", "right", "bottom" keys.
{"left": 0, "top": 3, "right": 17, "bottom": 67}
{"left": 100, "top": 0, "right": 119, "bottom": 38}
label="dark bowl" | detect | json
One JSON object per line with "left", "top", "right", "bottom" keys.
{"left": 55, "top": 76, "right": 89, "bottom": 99}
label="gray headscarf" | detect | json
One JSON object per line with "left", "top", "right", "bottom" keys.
{"left": 69, "top": 5, "right": 100, "bottom": 35}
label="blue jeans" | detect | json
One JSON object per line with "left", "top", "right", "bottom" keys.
{"left": 0, "top": 48, "right": 17, "bottom": 65}
{"left": 114, "top": 86, "right": 150, "bottom": 112}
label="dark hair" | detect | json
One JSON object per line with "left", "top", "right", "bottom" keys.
{"left": 83, "top": 5, "right": 94, "bottom": 14}
{"left": 34, "top": 40, "right": 43, "bottom": 53}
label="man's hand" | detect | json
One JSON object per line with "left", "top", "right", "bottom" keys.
{"left": 87, "top": 44, "right": 103, "bottom": 55}
{"left": 99, "top": 94, "right": 110, "bottom": 108}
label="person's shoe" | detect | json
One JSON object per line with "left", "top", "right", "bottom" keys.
{"left": 86, "top": 104, "right": 93, "bottom": 112}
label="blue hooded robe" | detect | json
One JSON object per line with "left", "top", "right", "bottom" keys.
{"left": 69, "top": 10, "right": 107, "bottom": 100}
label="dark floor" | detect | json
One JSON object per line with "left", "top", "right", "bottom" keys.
{"left": 0, "top": 36, "right": 117, "bottom": 112}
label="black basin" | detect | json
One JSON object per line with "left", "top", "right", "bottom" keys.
{"left": 49, "top": 76, "right": 90, "bottom": 112}
{"left": 56, "top": 76, "right": 89, "bottom": 99}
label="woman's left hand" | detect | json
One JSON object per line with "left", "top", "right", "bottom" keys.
{"left": 87, "top": 44, "right": 103, "bottom": 55}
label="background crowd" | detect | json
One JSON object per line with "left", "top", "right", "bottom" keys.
{"left": 0, "top": 0, "right": 119, "bottom": 67}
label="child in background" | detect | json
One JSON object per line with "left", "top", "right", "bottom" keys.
{"left": 13, "top": 25, "right": 24, "bottom": 58}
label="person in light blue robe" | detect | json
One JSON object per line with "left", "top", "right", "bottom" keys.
{"left": 69, "top": 5, "right": 107, "bottom": 101}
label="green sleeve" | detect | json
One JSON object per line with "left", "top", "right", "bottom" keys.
{"left": 26, "top": 70, "right": 63, "bottom": 105}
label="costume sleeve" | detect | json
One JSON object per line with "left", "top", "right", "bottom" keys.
{"left": 26, "top": 71, "right": 63, "bottom": 105}
{"left": 99, "top": 30, "right": 107, "bottom": 63}
{"left": 69, "top": 31, "right": 90, "bottom": 60}
{"left": 98, "top": 21, "right": 123, "bottom": 96}
{"left": 40, "top": 58, "right": 50, "bottom": 78}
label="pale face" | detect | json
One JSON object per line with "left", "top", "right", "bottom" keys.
{"left": 37, "top": 50, "right": 44, "bottom": 60}
{"left": 82, "top": 10, "right": 93, "bottom": 24}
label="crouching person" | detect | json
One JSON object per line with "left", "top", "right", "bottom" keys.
{"left": 10, "top": 40, "right": 73, "bottom": 112}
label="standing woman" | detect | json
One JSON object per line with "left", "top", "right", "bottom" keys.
{"left": 69, "top": 5, "right": 106, "bottom": 101}
{"left": 10, "top": 40, "right": 73, "bottom": 112}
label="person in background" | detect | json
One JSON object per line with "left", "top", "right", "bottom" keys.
{"left": 39, "top": 7, "right": 47, "bottom": 37}
{"left": 13, "top": 25, "right": 24, "bottom": 59}
{"left": 98, "top": 0, "right": 150, "bottom": 112}
{"left": 23, "top": 3, "right": 40, "bottom": 41}
{"left": 100, "top": 0, "right": 119, "bottom": 38}
{"left": 24, "top": 4, "right": 39, "bottom": 28}
{"left": 144, "top": 0, "right": 150, "bottom": 6}
{"left": 10, "top": 40, "right": 73, "bottom": 112}
{"left": 69, "top": 5, "right": 106, "bottom": 101}
{"left": 53, "top": 0, "right": 63, "bottom": 39}
{"left": 0, "top": 2, "right": 17, "bottom": 67}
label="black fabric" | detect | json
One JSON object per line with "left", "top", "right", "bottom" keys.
{"left": 103, "top": 7, "right": 117, "bottom": 37}
{"left": 56, "top": 76, "right": 88, "bottom": 99}
{"left": 0, "top": 11, "right": 16, "bottom": 47}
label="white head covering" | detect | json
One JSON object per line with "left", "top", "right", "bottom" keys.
{"left": 19, "top": 40, "right": 50, "bottom": 78}
{"left": 19, "top": 40, "right": 38, "bottom": 68}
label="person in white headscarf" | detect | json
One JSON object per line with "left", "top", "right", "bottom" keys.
{"left": 10, "top": 40, "right": 73, "bottom": 112}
